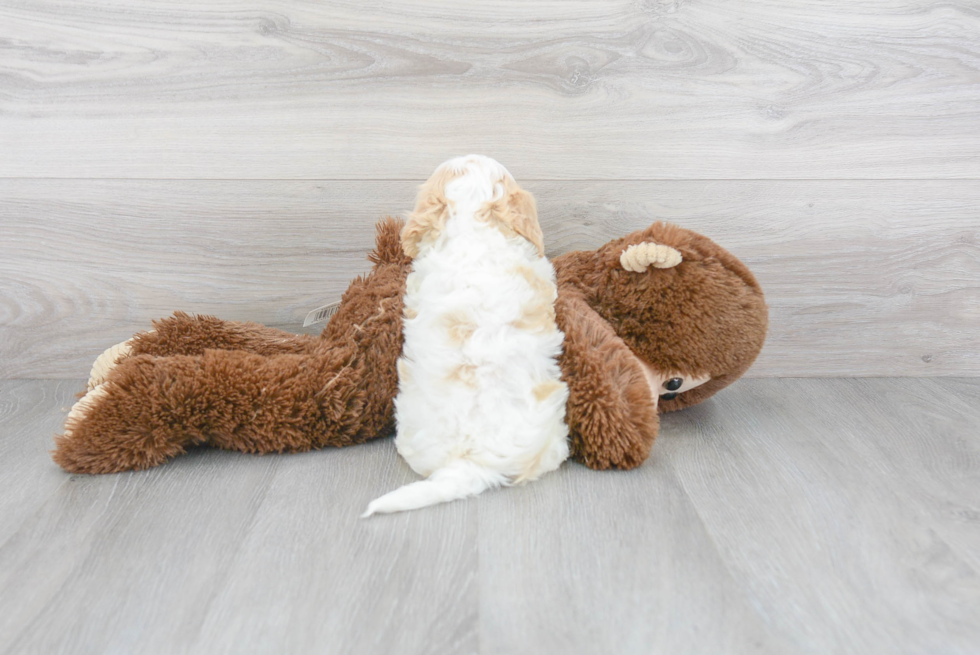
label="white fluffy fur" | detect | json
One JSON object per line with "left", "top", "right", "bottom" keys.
{"left": 363, "top": 156, "right": 569, "bottom": 517}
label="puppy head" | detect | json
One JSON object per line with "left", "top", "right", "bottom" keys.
{"left": 400, "top": 155, "right": 544, "bottom": 258}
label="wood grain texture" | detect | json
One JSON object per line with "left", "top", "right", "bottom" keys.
{"left": 2, "top": 0, "right": 979, "bottom": 179}
{"left": 657, "top": 377, "right": 980, "bottom": 655}
{"left": 477, "top": 455, "right": 795, "bottom": 654}
{"left": 0, "top": 384, "right": 477, "bottom": 655}
{"left": 0, "top": 380, "right": 75, "bottom": 548}
{"left": 2, "top": 378, "right": 977, "bottom": 653}
{"left": 478, "top": 377, "right": 980, "bottom": 655}
{"left": 2, "top": 179, "right": 977, "bottom": 379}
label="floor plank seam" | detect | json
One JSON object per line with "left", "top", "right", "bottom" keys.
{"left": 664, "top": 439, "right": 799, "bottom": 649}
{"left": 187, "top": 456, "right": 283, "bottom": 642}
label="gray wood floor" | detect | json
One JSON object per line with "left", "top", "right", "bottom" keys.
{"left": 2, "top": 377, "right": 977, "bottom": 654}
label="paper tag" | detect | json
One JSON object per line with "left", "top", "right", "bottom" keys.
{"left": 303, "top": 301, "right": 342, "bottom": 327}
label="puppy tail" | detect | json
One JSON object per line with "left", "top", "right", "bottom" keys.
{"left": 362, "top": 459, "right": 504, "bottom": 517}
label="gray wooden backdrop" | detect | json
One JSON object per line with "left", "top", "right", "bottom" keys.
{"left": 1, "top": 0, "right": 978, "bottom": 378}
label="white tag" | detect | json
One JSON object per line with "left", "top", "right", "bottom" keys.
{"left": 303, "top": 301, "right": 342, "bottom": 327}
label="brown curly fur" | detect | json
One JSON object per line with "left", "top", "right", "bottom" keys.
{"left": 554, "top": 222, "right": 769, "bottom": 415}
{"left": 554, "top": 290, "right": 658, "bottom": 469}
{"left": 54, "top": 217, "right": 410, "bottom": 474}
{"left": 53, "top": 217, "right": 766, "bottom": 474}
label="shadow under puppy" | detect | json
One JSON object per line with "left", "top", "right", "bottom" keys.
{"left": 363, "top": 155, "right": 568, "bottom": 516}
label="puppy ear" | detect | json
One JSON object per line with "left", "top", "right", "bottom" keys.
{"left": 479, "top": 179, "right": 545, "bottom": 257}
{"left": 506, "top": 185, "right": 545, "bottom": 257}
{"left": 401, "top": 169, "right": 456, "bottom": 259}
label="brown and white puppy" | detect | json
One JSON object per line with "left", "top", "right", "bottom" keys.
{"left": 363, "top": 155, "right": 569, "bottom": 516}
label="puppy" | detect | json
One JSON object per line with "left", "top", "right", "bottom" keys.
{"left": 362, "top": 155, "right": 569, "bottom": 516}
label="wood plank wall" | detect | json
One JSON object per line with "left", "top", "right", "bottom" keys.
{"left": 1, "top": 0, "right": 978, "bottom": 378}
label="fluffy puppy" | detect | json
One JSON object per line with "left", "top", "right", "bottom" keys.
{"left": 363, "top": 155, "right": 568, "bottom": 516}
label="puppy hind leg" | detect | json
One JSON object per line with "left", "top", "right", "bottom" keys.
{"left": 362, "top": 459, "right": 504, "bottom": 517}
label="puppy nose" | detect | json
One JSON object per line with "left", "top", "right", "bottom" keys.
{"left": 660, "top": 392, "right": 678, "bottom": 401}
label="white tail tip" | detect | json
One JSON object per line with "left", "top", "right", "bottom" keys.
{"left": 361, "top": 460, "right": 504, "bottom": 517}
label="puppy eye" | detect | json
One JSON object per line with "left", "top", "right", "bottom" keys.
{"left": 660, "top": 392, "right": 678, "bottom": 401}
{"left": 664, "top": 378, "right": 683, "bottom": 391}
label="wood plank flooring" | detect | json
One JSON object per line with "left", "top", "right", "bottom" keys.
{"left": 2, "top": 377, "right": 977, "bottom": 654}
{"left": 3, "top": 0, "right": 979, "bottom": 378}
{"left": 2, "top": 0, "right": 979, "bottom": 179}
{"left": 3, "top": 179, "right": 978, "bottom": 379}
